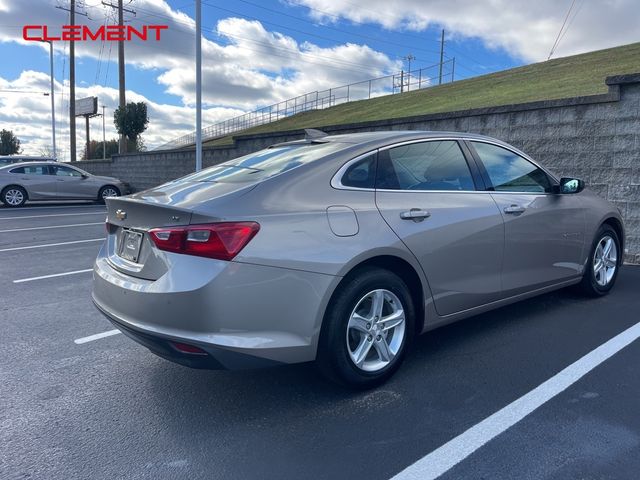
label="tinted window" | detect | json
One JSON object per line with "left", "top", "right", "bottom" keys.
{"left": 341, "top": 154, "right": 376, "bottom": 188}
{"left": 377, "top": 140, "right": 475, "bottom": 191}
{"left": 53, "top": 166, "right": 83, "bottom": 177}
{"left": 472, "top": 142, "right": 552, "bottom": 193}
{"left": 176, "top": 142, "right": 349, "bottom": 184}
{"left": 9, "top": 166, "right": 50, "bottom": 175}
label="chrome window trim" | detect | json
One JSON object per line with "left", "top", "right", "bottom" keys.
{"left": 331, "top": 137, "right": 479, "bottom": 193}
{"left": 331, "top": 136, "right": 559, "bottom": 196}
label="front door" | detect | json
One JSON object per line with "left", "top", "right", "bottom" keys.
{"left": 51, "top": 165, "right": 95, "bottom": 199}
{"left": 468, "top": 141, "right": 585, "bottom": 297}
{"left": 374, "top": 139, "right": 505, "bottom": 316}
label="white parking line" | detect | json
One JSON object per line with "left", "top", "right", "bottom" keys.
{"left": 0, "top": 204, "right": 103, "bottom": 212}
{"left": 13, "top": 268, "right": 93, "bottom": 284}
{"left": 391, "top": 320, "right": 640, "bottom": 480}
{"left": 74, "top": 329, "right": 121, "bottom": 344}
{"left": 0, "top": 238, "right": 103, "bottom": 252}
{"left": 0, "top": 211, "right": 105, "bottom": 220}
{"left": 0, "top": 222, "right": 103, "bottom": 233}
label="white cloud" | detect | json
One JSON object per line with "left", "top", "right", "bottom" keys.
{"left": 0, "top": 0, "right": 400, "bottom": 155}
{"left": 292, "top": 0, "right": 640, "bottom": 62}
{"left": 0, "top": 70, "right": 243, "bottom": 157}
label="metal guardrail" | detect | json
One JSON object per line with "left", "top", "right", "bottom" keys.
{"left": 155, "top": 60, "right": 454, "bottom": 150}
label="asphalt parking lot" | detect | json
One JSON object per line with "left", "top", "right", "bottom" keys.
{"left": 1, "top": 202, "right": 639, "bottom": 480}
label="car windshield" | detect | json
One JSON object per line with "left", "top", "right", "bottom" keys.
{"left": 173, "top": 142, "right": 349, "bottom": 184}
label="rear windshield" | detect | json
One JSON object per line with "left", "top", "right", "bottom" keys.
{"left": 174, "top": 142, "right": 349, "bottom": 184}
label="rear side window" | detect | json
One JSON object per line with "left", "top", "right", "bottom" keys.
{"left": 341, "top": 154, "right": 376, "bottom": 189}
{"left": 377, "top": 140, "right": 476, "bottom": 191}
{"left": 175, "top": 142, "right": 349, "bottom": 184}
{"left": 9, "top": 166, "right": 50, "bottom": 175}
{"left": 471, "top": 142, "right": 552, "bottom": 193}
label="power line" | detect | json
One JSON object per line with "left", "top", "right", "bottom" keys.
{"left": 209, "top": 0, "right": 441, "bottom": 56}
{"left": 548, "top": 0, "right": 578, "bottom": 60}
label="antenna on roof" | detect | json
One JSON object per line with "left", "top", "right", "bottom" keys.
{"left": 304, "top": 129, "right": 328, "bottom": 140}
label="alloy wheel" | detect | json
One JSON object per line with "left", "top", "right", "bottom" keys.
{"left": 101, "top": 187, "right": 119, "bottom": 198}
{"left": 346, "top": 289, "right": 406, "bottom": 372}
{"left": 4, "top": 189, "right": 24, "bottom": 206}
{"left": 593, "top": 235, "right": 617, "bottom": 287}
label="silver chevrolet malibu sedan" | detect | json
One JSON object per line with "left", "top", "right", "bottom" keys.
{"left": 92, "top": 131, "right": 624, "bottom": 387}
{"left": 0, "top": 162, "right": 129, "bottom": 207}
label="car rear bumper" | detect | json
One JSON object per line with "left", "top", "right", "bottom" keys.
{"left": 93, "top": 297, "right": 282, "bottom": 369}
{"left": 92, "top": 243, "right": 339, "bottom": 369}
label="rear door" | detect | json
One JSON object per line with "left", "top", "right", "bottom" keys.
{"left": 8, "top": 164, "right": 57, "bottom": 199}
{"left": 374, "top": 139, "right": 505, "bottom": 316}
{"left": 468, "top": 140, "right": 585, "bottom": 297}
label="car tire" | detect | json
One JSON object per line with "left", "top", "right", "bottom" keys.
{"left": 317, "top": 267, "right": 415, "bottom": 389}
{"left": 98, "top": 185, "right": 120, "bottom": 203}
{"left": 1, "top": 185, "right": 27, "bottom": 207}
{"left": 578, "top": 224, "right": 621, "bottom": 297}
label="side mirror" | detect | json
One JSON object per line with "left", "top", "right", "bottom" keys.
{"left": 81, "top": 173, "right": 89, "bottom": 179}
{"left": 559, "top": 177, "right": 585, "bottom": 194}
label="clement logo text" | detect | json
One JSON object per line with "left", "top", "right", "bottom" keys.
{"left": 23, "top": 25, "right": 169, "bottom": 42}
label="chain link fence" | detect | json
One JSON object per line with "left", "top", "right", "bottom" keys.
{"left": 155, "top": 60, "right": 454, "bottom": 150}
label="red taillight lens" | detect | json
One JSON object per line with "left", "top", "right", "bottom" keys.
{"left": 149, "top": 222, "right": 259, "bottom": 261}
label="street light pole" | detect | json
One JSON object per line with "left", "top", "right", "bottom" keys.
{"left": 195, "top": 0, "right": 202, "bottom": 172}
{"left": 43, "top": 40, "right": 57, "bottom": 159}
{"left": 102, "top": 105, "right": 106, "bottom": 160}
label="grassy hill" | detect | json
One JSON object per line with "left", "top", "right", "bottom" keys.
{"left": 204, "top": 42, "right": 640, "bottom": 146}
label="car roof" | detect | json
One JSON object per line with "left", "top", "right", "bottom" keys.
{"left": 0, "top": 161, "right": 68, "bottom": 170}
{"left": 277, "top": 130, "right": 516, "bottom": 149}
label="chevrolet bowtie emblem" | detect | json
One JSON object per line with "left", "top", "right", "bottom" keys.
{"left": 115, "top": 209, "right": 127, "bottom": 220}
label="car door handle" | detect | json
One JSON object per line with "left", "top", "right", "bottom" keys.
{"left": 400, "top": 209, "right": 431, "bottom": 220}
{"left": 503, "top": 205, "right": 526, "bottom": 214}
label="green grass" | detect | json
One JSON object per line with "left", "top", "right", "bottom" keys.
{"left": 205, "top": 42, "right": 640, "bottom": 147}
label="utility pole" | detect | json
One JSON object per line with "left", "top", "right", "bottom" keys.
{"left": 195, "top": 0, "right": 202, "bottom": 172}
{"left": 400, "top": 70, "right": 404, "bottom": 93}
{"left": 117, "top": 0, "right": 126, "bottom": 154}
{"left": 69, "top": 0, "right": 76, "bottom": 162}
{"left": 56, "top": 1, "right": 88, "bottom": 162}
{"left": 403, "top": 54, "right": 415, "bottom": 91}
{"left": 102, "top": 1, "right": 135, "bottom": 154}
{"left": 451, "top": 57, "right": 456, "bottom": 82}
{"left": 102, "top": 105, "right": 106, "bottom": 160}
{"left": 438, "top": 29, "right": 445, "bottom": 85}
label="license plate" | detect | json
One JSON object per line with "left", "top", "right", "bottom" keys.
{"left": 119, "top": 229, "right": 143, "bottom": 263}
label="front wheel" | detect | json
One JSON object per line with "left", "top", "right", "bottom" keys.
{"left": 98, "top": 185, "right": 120, "bottom": 203}
{"left": 317, "top": 267, "right": 415, "bottom": 389}
{"left": 578, "top": 225, "right": 621, "bottom": 297}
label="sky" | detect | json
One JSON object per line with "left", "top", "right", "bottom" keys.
{"left": 0, "top": 0, "right": 638, "bottom": 159}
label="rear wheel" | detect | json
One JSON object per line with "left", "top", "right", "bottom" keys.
{"left": 1, "top": 186, "right": 27, "bottom": 207}
{"left": 317, "top": 267, "right": 415, "bottom": 388}
{"left": 98, "top": 185, "right": 120, "bottom": 203}
{"left": 578, "top": 225, "right": 620, "bottom": 297}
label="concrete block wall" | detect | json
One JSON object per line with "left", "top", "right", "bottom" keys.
{"left": 78, "top": 74, "right": 640, "bottom": 263}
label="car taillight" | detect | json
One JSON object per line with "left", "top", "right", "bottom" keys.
{"left": 148, "top": 222, "right": 259, "bottom": 261}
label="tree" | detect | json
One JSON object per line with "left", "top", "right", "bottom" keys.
{"left": 82, "top": 139, "right": 119, "bottom": 160}
{"left": 114, "top": 102, "right": 149, "bottom": 148}
{"left": 0, "top": 129, "right": 21, "bottom": 155}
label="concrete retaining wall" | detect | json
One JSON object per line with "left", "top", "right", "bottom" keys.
{"left": 79, "top": 74, "right": 640, "bottom": 263}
